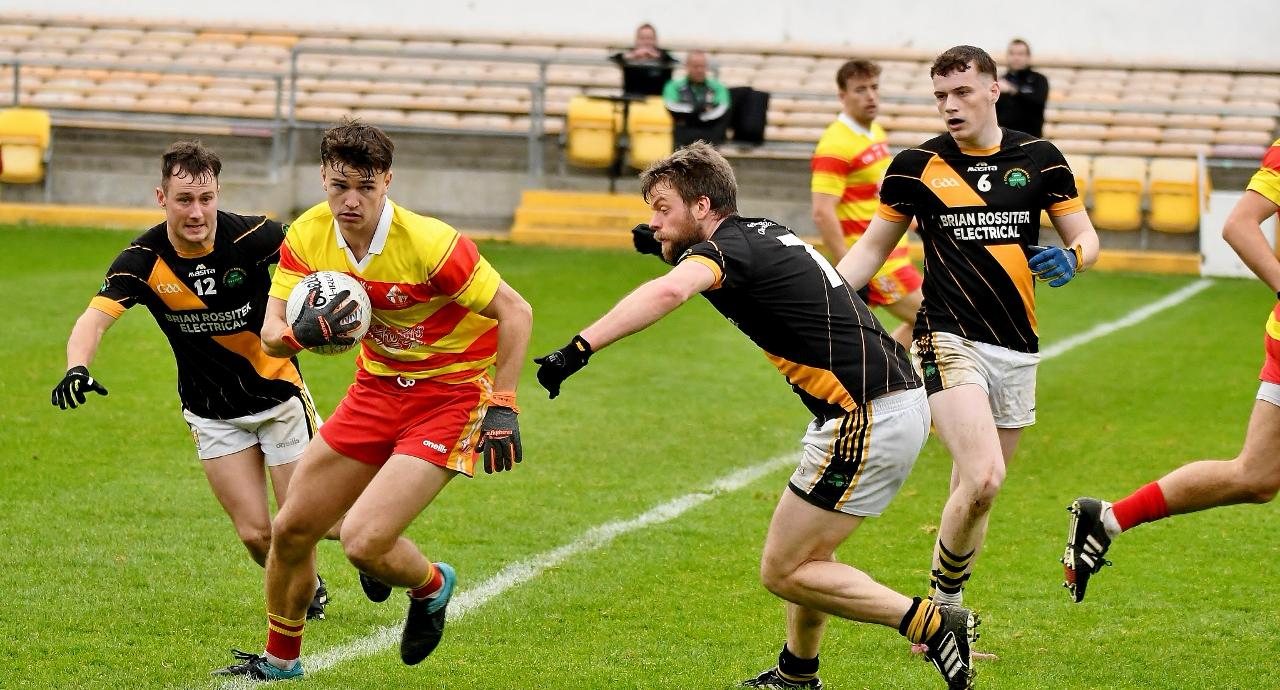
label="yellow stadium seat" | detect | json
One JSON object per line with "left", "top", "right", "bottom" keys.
{"left": 0, "top": 107, "right": 52, "bottom": 185}
{"left": 565, "top": 96, "right": 617, "bottom": 168}
{"left": 1148, "top": 158, "right": 1204, "bottom": 234}
{"left": 626, "top": 96, "right": 673, "bottom": 170}
{"left": 1090, "top": 156, "right": 1147, "bottom": 232}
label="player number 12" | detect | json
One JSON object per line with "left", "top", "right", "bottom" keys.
{"left": 193, "top": 277, "right": 217, "bottom": 296}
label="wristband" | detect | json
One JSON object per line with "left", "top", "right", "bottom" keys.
{"left": 1071, "top": 244, "right": 1085, "bottom": 272}
{"left": 489, "top": 391, "right": 520, "bottom": 413}
{"left": 280, "top": 328, "right": 303, "bottom": 352}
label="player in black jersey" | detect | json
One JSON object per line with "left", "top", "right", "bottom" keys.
{"left": 837, "top": 46, "right": 1100, "bottom": 620}
{"left": 50, "top": 141, "right": 330, "bottom": 619}
{"left": 536, "top": 143, "right": 979, "bottom": 690}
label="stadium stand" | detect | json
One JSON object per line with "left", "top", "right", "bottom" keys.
{"left": 1090, "top": 156, "right": 1148, "bottom": 232}
{"left": 0, "top": 12, "right": 1275, "bottom": 252}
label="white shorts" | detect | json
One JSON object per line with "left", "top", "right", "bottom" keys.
{"left": 1257, "top": 381, "right": 1280, "bottom": 407}
{"left": 913, "top": 331, "right": 1040, "bottom": 428}
{"left": 788, "top": 387, "right": 930, "bottom": 516}
{"left": 183, "top": 392, "right": 318, "bottom": 466}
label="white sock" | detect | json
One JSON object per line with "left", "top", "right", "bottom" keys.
{"left": 1101, "top": 502, "right": 1121, "bottom": 539}
{"left": 264, "top": 652, "right": 298, "bottom": 671}
{"left": 932, "top": 589, "right": 963, "bottom": 607}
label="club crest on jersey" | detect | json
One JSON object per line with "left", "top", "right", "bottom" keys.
{"left": 1004, "top": 168, "right": 1030, "bottom": 187}
{"left": 224, "top": 268, "right": 246, "bottom": 288}
{"left": 385, "top": 285, "right": 410, "bottom": 306}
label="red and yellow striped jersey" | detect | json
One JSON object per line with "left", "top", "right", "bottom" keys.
{"left": 270, "top": 200, "right": 501, "bottom": 383}
{"left": 1247, "top": 139, "right": 1280, "bottom": 207}
{"left": 811, "top": 115, "right": 903, "bottom": 249}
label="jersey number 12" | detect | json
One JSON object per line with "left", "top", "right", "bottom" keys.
{"left": 193, "top": 277, "right": 217, "bottom": 296}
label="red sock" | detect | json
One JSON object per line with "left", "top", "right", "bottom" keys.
{"left": 265, "top": 612, "right": 305, "bottom": 663}
{"left": 409, "top": 563, "right": 443, "bottom": 600}
{"left": 1112, "top": 481, "right": 1170, "bottom": 532}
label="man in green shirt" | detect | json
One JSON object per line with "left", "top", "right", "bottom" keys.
{"left": 664, "top": 50, "right": 731, "bottom": 147}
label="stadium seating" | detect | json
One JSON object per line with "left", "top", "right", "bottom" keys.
{"left": 1147, "top": 158, "right": 1204, "bottom": 234}
{"left": 0, "top": 107, "right": 51, "bottom": 186}
{"left": 625, "top": 97, "right": 673, "bottom": 170}
{"left": 1090, "top": 156, "right": 1148, "bottom": 232}
{"left": 565, "top": 95, "right": 617, "bottom": 168}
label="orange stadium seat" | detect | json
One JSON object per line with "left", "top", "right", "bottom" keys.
{"left": 625, "top": 96, "right": 673, "bottom": 170}
{"left": 1090, "top": 156, "right": 1147, "bottom": 232}
{"left": 1147, "top": 158, "right": 1204, "bottom": 234}
{"left": 0, "top": 107, "right": 52, "bottom": 185}
{"left": 565, "top": 95, "right": 618, "bottom": 168}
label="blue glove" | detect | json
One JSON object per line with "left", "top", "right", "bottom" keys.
{"left": 1027, "top": 245, "right": 1078, "bottom": 287}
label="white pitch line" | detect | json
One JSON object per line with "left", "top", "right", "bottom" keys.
{"left": 213, "top": 277, "right": 1214, "bottom": 687}
{"left": 1039, "top": 279, "right": 1213, "bottom": 360}
{"left": 213, "top": 455, "right": 794, "bottom": 688}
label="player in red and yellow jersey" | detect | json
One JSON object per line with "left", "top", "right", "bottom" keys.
{"left": 812, "top": 59, "right": 923, "bottom": 348}
{"left": 213, "top": 120, "right": 533, "bottom": 681}
{"left": 1061, "top": 139, "right": 1280, "bottom": 604}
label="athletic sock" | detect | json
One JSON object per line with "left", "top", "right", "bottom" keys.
{"left": 931, "top": 541, "right": 974, "bottom": 606}
{"left": 264, "top": 612, "right": 304, "bottom": 670}
{"left": 776, "top": 644, "right": 819, "bottom": 683}
{"left": 899, "top": 596, "right": 943, "bottom": 645}
{"left": 1111, "top": 482, "right": 1169, "bottom": 532}
{"left": 408, "top": 562, "right": 444, "bottom": 600}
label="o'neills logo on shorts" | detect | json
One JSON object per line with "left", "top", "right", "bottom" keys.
{"left": 422, "top": 439, "right": 448, "bottom": 453}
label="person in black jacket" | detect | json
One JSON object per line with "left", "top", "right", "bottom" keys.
{"left": 610, "top": 23, "right": 677, "bottom": 97}
{"left": 995, "top": 38, "right": 1049, "bottom": 137}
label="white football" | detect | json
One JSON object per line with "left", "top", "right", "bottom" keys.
{"left": 284, "top": 271, "right": 372, "bottom": 355}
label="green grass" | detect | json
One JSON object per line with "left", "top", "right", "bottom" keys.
{"left": 3, "top": 225, "right": 1279, "bottom": 689}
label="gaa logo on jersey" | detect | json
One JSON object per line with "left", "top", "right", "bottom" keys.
{"left": 1004, "top": 168, "right": 1030, "bottom": 187}
{"left": 224, "top": 268, "right": 246, "bottom": 288}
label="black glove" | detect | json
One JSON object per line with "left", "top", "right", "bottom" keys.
{"left": 285, "top": 289, "right": 359, "bottom": 350}
{"left": 51, "top": 365, "right": 108, "bottom": 410}
{"left": 477, "top": 405, "right": 522, "bottom": 473}
{"left": 533, "top": 335, "right": 593, "bottom": 399}
{"left": 631, "top": 223, "right": 662, "bottom": 257}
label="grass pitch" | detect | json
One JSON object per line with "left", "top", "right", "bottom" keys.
{"left": 3, "top": 225, "right": 1278, "bottom": 689}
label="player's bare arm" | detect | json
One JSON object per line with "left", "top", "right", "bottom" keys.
{"left": 1222, "top": 190, "right": 1280, "bottom": 293}
{"left": 835, "top": 213, "right": 910, "bottom": 289}
{"left": 1050, "top": 210, "right": 1101, "bottom": 271}
{"left": 534, "top": 260, "right": 716, "bottom": 399}
{"left": 811, "top": 192, "right": 847, "bottom": 261}
{"left": 52, "top": 308, "right": 116, "bottom": 409}
{"left": 477, "top": 280, "right": 534, "bottom": 393}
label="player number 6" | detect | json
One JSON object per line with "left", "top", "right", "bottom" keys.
{"left": 977, "top": 173, "right": 992, "bottom": 192}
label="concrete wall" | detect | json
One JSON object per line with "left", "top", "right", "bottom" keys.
{"left": 29, "top": 1, "right": 1280, "bottom": 64}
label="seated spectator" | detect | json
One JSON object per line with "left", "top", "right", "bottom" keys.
{"left": 610, "top": 23, "right": 677, "bottom": 97}
{"left": 996, "top": 38, "right": 1049, "bottom": 137}
{"left": 664, "top": 50, "right": 731, "bottom": 147}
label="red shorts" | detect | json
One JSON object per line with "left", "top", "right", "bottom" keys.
{"left": 1260, "top": 303, "right": 1280, "bottom": 384}
{"left": 866, "top": 262, "right": 924, "bottom": 307}
{"left": 320, "top": 369, "right": 490, "bottom": 476}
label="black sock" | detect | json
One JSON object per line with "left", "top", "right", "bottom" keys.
{"left": 777, "top": 644, "right": 819, "bottom": 681}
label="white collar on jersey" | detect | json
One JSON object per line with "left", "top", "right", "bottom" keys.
{"left": 334, "top": 198, "right": 394, "bottom": 271}
{"left": 837, "top": 112, "right": 874, "bottom": 137}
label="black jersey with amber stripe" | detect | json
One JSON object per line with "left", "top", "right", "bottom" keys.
{"left": 878, "top": 128, "right": 1083, "bottom": 353}
{"left": 89, "top": 211, "right": 305, "bottom": 419}
{"left": 679, "top": 215, "right": 920, "bottom": 421}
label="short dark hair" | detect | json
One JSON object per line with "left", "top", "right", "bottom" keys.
{"left": 1008, "top": 38, "right": 1031, "bottom": 54}
{"left": 930, "top": 45, "right": 999, "bottom": 81}
{"left": 161, "top": 140, "right": 220, "bottom": 188}
{"left": 639, "top": 141, "right": 737, "bottom": 216}
{"left": 836, "top": 59, "right": 881, "bottom": 91}
{"left": 320, "top": 118, "right": 394, "bottom": 177}
{"left": 636, "top": 23, "right": 656, "bottom": 36}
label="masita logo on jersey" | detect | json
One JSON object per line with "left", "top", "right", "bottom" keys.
{"left": 189, "top": 263, "right": 216, "bottom": 278}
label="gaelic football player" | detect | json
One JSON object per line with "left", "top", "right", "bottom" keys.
{"left": 535, "top": 142, "right": 980, "bottom": 690}
{"left": 811, "top": 58, "right": 923, "bottom": 349}
{"left": 1063, "top": 139, "right": 1280, "bottom": 602}
{"left": 214, "top": 119, "right": 533, "bottom": 680}
{"left": 51, "top": 141, "right": 330, "bottom": 620}
{"left": 836, "top": 45, "right": 1100, "bottom": 618}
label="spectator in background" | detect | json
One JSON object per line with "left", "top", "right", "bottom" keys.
{"left": 996, "top": 38, "right": 1049, "bottom": 137}
{"left": 611, "top": 23, "right": 677, "bottom": 97}
{"left": 664, "top": 50, "right": 731, "bottom": 147}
